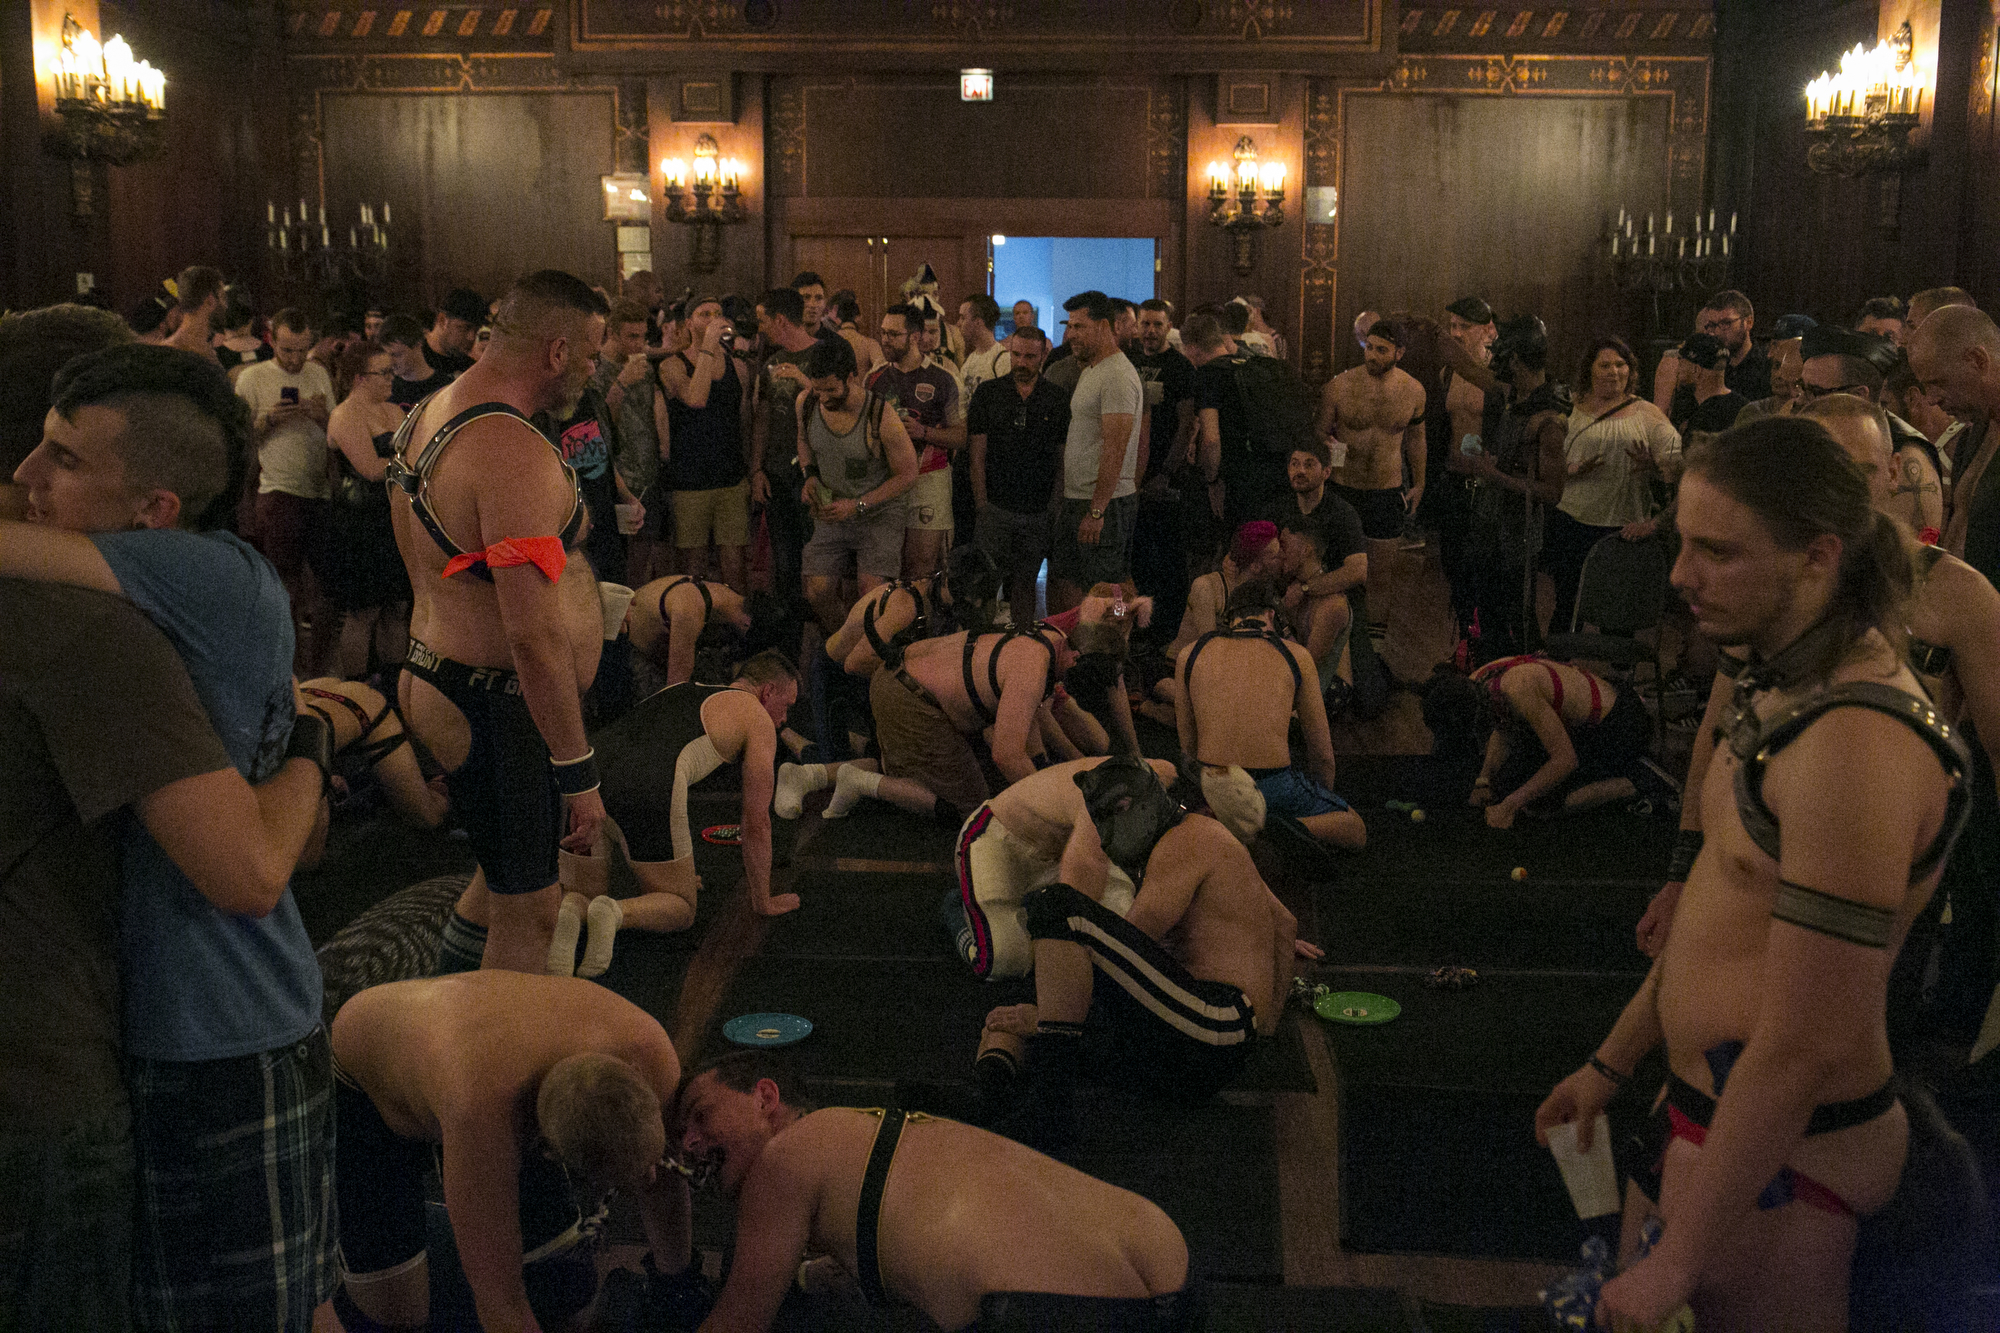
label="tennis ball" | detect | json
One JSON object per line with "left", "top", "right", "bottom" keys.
{"left": 1511, "top": 866, "right": 1528, "bottom": 881}
{"left": 1410, "top": 808, "right": 1426, "bottom": 823}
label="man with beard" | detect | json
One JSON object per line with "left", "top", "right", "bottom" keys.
{"left": 387, "top": 270, "right": 611, "bottom": 976}
{"left": 1432, "top": 297, "right": 1498, "bottom": 621}
{"left": 1654, "top": 291, "right": 1772, "bottom": 426}
{"left": 869, "top": 303, "right": 963, "bottom": 578}
{"left": 1537, "top": 417, "right": 1967, "bottom": 1329}
{"left": 1316, "top": 319, "right": 1427, "bottom": 651}
{"left": 969, "top": 326, "right": 1069, "bottom": 622}
{"left": 671, "top": 1050, "right": 1198, "bottom": 1332}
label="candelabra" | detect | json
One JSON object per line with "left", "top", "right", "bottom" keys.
{"left": 268, "top": 199, "right": 395, "bottom": 287}
{"left": 1604, "top": 208, "right": 1734, "bottom": 341}
{"left": 49, "top": 15, "right": 167, "bottom": 217}
{"left": 1804, "top": 24, "right": 1926, "bottom": 230}
{"left": 660, "top": 135, "right": 746, "bottom": 275}
{"left": 1205, "top": 136, "right": 1286, "bottom": 276}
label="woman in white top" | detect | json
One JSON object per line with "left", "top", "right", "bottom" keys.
{"left": 1544, "top": 336, "right": 1682, "bottom": 628}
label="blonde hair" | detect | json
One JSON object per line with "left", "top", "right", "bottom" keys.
{"left": 536, "top": 1054, "right": 662, "bottom": 1193}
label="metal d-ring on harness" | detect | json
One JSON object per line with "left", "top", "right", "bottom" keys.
{"left": 383, "top": 391, "right": 584, "bottom": 581}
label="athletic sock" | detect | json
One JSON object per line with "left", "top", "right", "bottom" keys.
{"left": 547, "top": 893, "right": 586, "bottom": 976}
{"left": 773, "top": 762, "right": 829, "bottom": 820}
{"left": 578, "top": 895, "right": 624, "bottom": 978}
{"left": 821, "top": 765, "right": 882, "bottom": 819}
{"left": 435, "top": 910, "right": 488, "bottom": 975}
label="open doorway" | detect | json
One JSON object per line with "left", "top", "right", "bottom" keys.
{"left": 991, "top": 236, "right": 1157, "bottom": 337}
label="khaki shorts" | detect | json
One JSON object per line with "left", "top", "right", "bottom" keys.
{"left": 670, "top": 481, "right": 750, "bottom": 549}
{"left": 869, "top": 668, "right": 991, "bottom": 814}
{"left": 904, "top": 468, "right": 954, "bottom": 533}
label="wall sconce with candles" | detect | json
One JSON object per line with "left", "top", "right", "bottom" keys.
{"left": 48, "top": 14, "right": 167, "bottom": 218}
{"left": 660, "top": 134, "right": 746, "bottom": 275}
{"left": 1206, "top": 136, "right": 1285, "bottom": 276}
{"left": 1603, "top": 205, "right": 1734, "bottom": 338}
{"left": 1804, "top": 23, "right": 1926, "bottom": 229}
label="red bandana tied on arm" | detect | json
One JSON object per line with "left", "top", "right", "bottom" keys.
{"left": 441, "top": 536, "right": 569, "bottom": 583}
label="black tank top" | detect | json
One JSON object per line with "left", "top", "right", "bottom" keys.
{"left": 593, "top": 682, "right": 730, "bottom": 861}
{"left": 665, "top": 353, "right": 747, "bottom": 491}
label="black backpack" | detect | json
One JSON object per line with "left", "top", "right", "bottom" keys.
{"left": 1229, "top": 353, "right": 1318, "bottom": 456}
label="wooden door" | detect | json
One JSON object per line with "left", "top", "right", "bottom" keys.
{"left": 789, "top": 234, "right": 885, "bottom": 332}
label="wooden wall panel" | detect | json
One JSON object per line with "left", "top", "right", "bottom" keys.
{"left": 1337, "top": 92, "right": 1671, "bottom": 378}
{"left": 320, "top": 91, "right": 618, "bottom": 302}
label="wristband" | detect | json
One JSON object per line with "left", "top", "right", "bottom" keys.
{"left": 1666, "top": 828, "right": 1703, "bottom": 882}
{"left": 286, "top": 710, "right": 334, "bottom": 789}
{"left": 552, "top": 747, "right": 601, "bottom": 796}
{"left": 1588, "top": 1055, "right": 1630, "bottom": 1086}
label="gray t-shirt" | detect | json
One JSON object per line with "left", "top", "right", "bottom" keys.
{"left": 1063, "top": 350, "right": 1144, "bottom": 501}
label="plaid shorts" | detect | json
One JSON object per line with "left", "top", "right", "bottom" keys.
{"left": 128, "top": 1027, "right": 337, "bottom": 1332}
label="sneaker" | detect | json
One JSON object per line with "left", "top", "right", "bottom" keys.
{"left": 1399, "top": 520, "right": 1428, "bottom": 551}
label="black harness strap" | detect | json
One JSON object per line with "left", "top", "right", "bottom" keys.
{"left": 657, "top": 576, "right": 714, "bottom": 625}
{"left": 1180, "top": 622, "right": 1302, "bottom": 698}
{"left": 854, "top": 1107, "right": 908, "bottom": 1309}
{"left": 1908, "top": 545, "right": 1952, "bottom": 677}
{"left": 1733, "top": 680, "right": 1972, "bottom": 882}
{"left": 863, "top": 581, "right": 931, "bottom": 671}
{"left": 384, "top": 393, "right": 584, "bottom": 582}
{"left": 961, "top": 625, "right": 1059, "bottom": 726}
{"left": 300, "top": 686, "right": 411, "bottom": 767}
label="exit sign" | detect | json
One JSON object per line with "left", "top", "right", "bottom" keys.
{"left": 960, "top": 69, "right": 993, "bottom": 102}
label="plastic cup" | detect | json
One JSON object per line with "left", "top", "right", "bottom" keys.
{"left": 615, "top": 502, "right": 644, "bottom": 535}
{"left": 598, "top": 582, "right": 636, "bottom": 640}
{"left": 1547, "top": 1114, "right": 1620, "bottom": 1218}
{"left": 1328, "top": 438, "right": 1348, "bottom": 468}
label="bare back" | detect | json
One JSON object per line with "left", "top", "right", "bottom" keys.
{"left": 329, "top": 972, "right": 680, "bottom": 1142}
{"left": 1179, "top": 634, "right": 1313, "bottom": 769}
{"left": 782, "top": 1110, "right": 1185, "bottom": 1331}
{"left": 987, "top": 755, "right": 1179, "bottom": 861}
{"left": 1323, "top": 365, "right": 1425, "bottom": 491}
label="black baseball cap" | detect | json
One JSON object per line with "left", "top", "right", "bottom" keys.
{"left": 1445, "top": 296, "right": 1494, "bottom": 325}
{"left": 440, "top": 287, "right": 487, "bottom": 326}
{"left": 1679, "top": 332, "right": 1728, "bottom": 370}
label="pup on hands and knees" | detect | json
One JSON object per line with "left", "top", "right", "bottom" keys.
{"left": 385, "top": 271, "right": 615, "bottom": 976}
{"left": 1535, "top": 417, "right": 1970, "bottom": 1330}
{"left": 551, "top": 651, "right": 805, "bottom": 977}
{"left": 672, "top": 1050, "right": 1200, "bottom": 1333}
{"left": 324, "top": 972, "right": 691, "bottom": 1333}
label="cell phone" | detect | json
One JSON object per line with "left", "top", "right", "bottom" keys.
{"left": 280, "top": 386, "right": 300, "bottom": 405}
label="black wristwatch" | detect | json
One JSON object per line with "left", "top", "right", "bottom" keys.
{"left": 286, "top": 711, "right": 334, "bottom": 789}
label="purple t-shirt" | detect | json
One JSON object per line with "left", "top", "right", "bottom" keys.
{"left": 867, "top": 362, "right": 958, "bottom": 474}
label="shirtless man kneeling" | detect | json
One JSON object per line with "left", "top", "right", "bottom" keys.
{"left": 674, "top": 1051, "right": 1199, "bottom": 1332}
{"left": 1176, "top": 579, "right": 1365, "bottom": 850}
{"left": 817, "top": 618, "right": 1098, "bottom": 827}
{"left": 388, "top": 270, "right": 611, "bottom": 974}
{"left": 979, "top": 793, "right": 1321, "bottom": 1155}
{"left": 944, "top": 754, "right": 1176, "bottom": 978}
{"left": 327, "top": 971, "right": 691, "bottom": 1333}
{"left": 1315, "top": 318, "right": 1427, "bottom": 647}
{"left": 625, "top": 574, "right": 752, "bottom": 687}
{"left": 1536, "top": 417, "right": 1969, "bottom": 1329}
{"left": 557, "top": 651, "right": 803, "bottom": 968}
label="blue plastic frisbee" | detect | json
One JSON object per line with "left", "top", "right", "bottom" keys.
{"left": 724, "top": 1012, "right": 813, "bottom": 1046}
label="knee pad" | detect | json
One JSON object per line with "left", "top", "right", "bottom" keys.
{"left": 332, "top": 1284, "right": 420, "bottom": 1333}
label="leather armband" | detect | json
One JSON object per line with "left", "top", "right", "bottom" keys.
{"left": 286, "top": 710, "right": 334, "bottom": 789}
{"left": 552, "top": 747, "right": 601, "bottom": 797}
{"left": 1772, "top": 879, "right": 1894, "bottom": 949}
{"left": 1666, "top": 828, "right": 1703, "bottom": 882}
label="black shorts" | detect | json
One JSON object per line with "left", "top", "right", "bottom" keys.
{"left": 334, "top": 1062, "right": 589, "bottom": 1277}
{"left": 1024, "top": 884, "right": 1257, "bottom": 1103}
{"left": 1331, "top": 483, "right": 1405, "bottom": 541}
{"left": 405, "top": 642, "right": 561, "bottom": 895}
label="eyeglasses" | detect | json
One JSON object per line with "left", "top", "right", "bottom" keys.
{"left": 1697, "top": 315, "right": 1744, "bottom": 334}
{"left": 1799, "top": 381, "right": 1868, "bottom": 401}
{"left": 359, "top": 368, "right": 395, "bottom": 380}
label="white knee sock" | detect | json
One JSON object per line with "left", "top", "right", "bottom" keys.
{"left": 547, "top": 892, "right": 587, "bottom": 976}
{"left": 577, "top": 895, "right": 624, "bottom": 978}
{"left": 822, "top": 765, "right": 882, "bottom": 818}
{"left": 773, "top": 762, "right": 830, "bottom": 820}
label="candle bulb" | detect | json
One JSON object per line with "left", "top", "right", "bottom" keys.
{"left": 1666, "top": 211, "right": 1674, "bottom": 234}
{"left": 322, "top": 224, "right": 330, "bottom": 246}
{"left": 1708, "top": 209, "right": 1716, "bottom": 232}
{"left": 383, "top": 202, "right": 392, "bottom": 225}
{"left": 1647, "top": 212, "right": 1656, "bottom": 232}
{"left": 1722, "top": 235, "right": 1730, "bottom": 256}
{"left": 300, "top": 198, "right": 308, "bottom": 223}
{"left": 1729, "top": 212, "right": 1737, "bottom": 234}
{"left": 267, "top": 201, "right": 275, "bottom": 224}
{"left": 282, "top": 207, "right": 291, "bottom": 228}
{"left": 1648, "top": 233, "right": 1656, "bottom": 256}
{"left": 350, "top": 226, "right": 359, "bottom": 248}
{"left": 1679, "top": 236, "right": 1687, "bottom": 259}
{"left": 1617, "top": 207, "right": 1627, "bottom": 229}
{"left": 1611, "top": 235, "right": 1621, "bottom": 258}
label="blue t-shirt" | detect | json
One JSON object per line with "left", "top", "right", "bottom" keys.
{"left": 91, "top": 529, "right": 322, "bottom": 1062}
